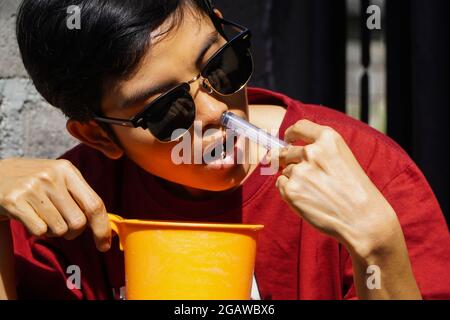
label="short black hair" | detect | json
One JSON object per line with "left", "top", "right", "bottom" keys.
{"left": 16, "top": 0, "right": 212, "bottom": 122}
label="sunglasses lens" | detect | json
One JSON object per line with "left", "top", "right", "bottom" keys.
{"left": 203, "top": 35, "right": 253, "bottom": 95}
{"left": 144, "top": 85, "right": 195, "bottom": 142}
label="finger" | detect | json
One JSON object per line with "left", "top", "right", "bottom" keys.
{"left": 47, "top": 189, "right": 87, "bottom": 240}
{"left": 276, "top": 175, "right": 289, "bottom": 200}
{"left": 276, "top": 174, "right": 289, "bottom": 188}
{"left": 64, "top": 170, "right": 111, "bottom": 252}
{"left": 284, "top": 119, "right": 326, "bottom": 144}
{"left": 279, "top": 146, "right": 305, "bottom": 168}
{"left": 27, "top": 195, "right": 68, "bottom": 237}
{"left": 266, "top": 148, "right": 281, "bottom": 166}
{"left": 7, "top": 201, "right": 47, "bottom": 237}
{"left": 281, "top": 164, "right": 296, "bottom": 178}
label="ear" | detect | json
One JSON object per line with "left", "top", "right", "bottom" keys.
{"left": 66, "top": 119, "right": 124, "bottom": 160}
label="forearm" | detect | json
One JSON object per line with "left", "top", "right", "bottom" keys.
{"left": 348, "top": 221, "right": 422, "bottom": 300}
{"left": 0, "top": 220, "right": 17, "bottom": 300}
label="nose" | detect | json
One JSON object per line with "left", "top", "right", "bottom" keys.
{"left": 191, "top": 79, "right": 228, "bottom": 130}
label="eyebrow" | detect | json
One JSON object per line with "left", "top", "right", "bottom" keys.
{"left": 120, "top": 30, "right": 220, "bottom": 109}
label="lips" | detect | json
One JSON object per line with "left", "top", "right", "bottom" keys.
{"left": 203, "top": 132, "right": 246, "bottom": 171}
{"left": 202, "top": 130, "right": 227, "bottom": 161}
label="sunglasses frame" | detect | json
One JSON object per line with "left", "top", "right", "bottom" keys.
{"left": 94, "top": 17, "right": 254, "bottom": 142}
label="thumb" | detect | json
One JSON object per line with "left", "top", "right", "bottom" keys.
{"left": 284, "top": 119, "right": 325, "bottom": 144}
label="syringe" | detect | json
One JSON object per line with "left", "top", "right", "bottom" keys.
{"left": 220, "top": 111, "right": 289, "bottom": 150}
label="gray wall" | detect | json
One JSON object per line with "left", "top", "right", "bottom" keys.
{"left": 1, "top": 0, "right": 83, "bottom": 160}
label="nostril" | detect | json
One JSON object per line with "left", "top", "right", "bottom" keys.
{"left": 194, "top": 92, "right": 228, "bottom": 127}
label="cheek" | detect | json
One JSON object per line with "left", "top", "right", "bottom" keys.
{"left": 112, "top": 126, "right": 192, "bottom": 177}
{"left": 113, "top": 126, "right": 155, "bottom": 148}
{"left": 113, "top": 126, "right": 172, "bottom": 163}
{"left": 225, "top": 88, "right": 249, "bottom": 114}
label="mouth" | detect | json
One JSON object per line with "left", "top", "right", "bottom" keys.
{"left": 203, "top": 130, "right": 244, "bottom": 170}
{"left": 208, "top": 138, "right": 227, "bottom": 159}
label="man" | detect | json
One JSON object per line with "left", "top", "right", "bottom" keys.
{"left": 0, "top": 0, "right": 449, "bottom": 299}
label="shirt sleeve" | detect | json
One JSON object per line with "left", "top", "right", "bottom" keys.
{"left": 11, "top": 220, "right": 84, "bottom": 300}
{"left": 342, "top": 161, "right": 450, "bottom": 300}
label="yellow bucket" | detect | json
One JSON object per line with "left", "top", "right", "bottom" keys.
{"left": 109, "top": 214, "right": 264, "bottom": 300}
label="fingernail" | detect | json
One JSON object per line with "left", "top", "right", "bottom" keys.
{"left": 104, "top": 238, "right": 111, "bottom": 251}
{"left": 97, "top": 240, "right": 110, "bottom": 252}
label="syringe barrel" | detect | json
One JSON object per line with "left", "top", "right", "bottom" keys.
{"left": 220, "top": 112, "right": 288, "bottom": 150}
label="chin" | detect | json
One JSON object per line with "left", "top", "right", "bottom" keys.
{"left": 195, "top": 169, "right": 249, "bottom": 192}
{"left": 196, "top": 180, "right": 242, "bottom": 192}
{"left": 172, "top": 165, "right": 248, "bottom": 192}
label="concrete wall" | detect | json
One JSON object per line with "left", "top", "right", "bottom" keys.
{"left": 0, "top": 0, "right": 78, "bottom": 159}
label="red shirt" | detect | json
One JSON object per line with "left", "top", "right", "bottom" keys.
{"left": 11, "top": 88, "right": 450, "bottom": 300}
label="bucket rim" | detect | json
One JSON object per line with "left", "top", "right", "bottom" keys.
{"left": 108, "top": 214, "right": 264, "bottom": 231}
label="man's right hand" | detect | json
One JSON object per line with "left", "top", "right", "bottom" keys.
{"left": 0, "top": 158, "right": 111, "bottom": 252}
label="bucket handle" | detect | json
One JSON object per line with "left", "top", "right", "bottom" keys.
{"left": 108, "top": 213, "right": 124, "bottom": 251}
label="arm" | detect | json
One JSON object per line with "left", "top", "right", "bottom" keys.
{"left": 348, "top": 214, "right": 421, "bottom": 299}
{"left": 0, "top": 219, "right": 17, "bottom": 300}
{"left": 0, "top": 158, "right": 112, "bottom": 299}
{"left": 272, "top": 120, "right": 422, "bottom": 299}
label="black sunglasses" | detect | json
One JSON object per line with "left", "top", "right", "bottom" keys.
{"left": 94, "top": 18, "right": 254, "bottom": 142}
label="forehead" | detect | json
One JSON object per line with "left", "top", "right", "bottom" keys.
{"left": 102, "top": 7, "right": 214, "bottom": 111}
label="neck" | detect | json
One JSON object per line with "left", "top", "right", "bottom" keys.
{"left": 156, "top": 161, "right": 259, "bottom": 201}
{"left": 155, "top": 178, "right": 236, "bottom": 201}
